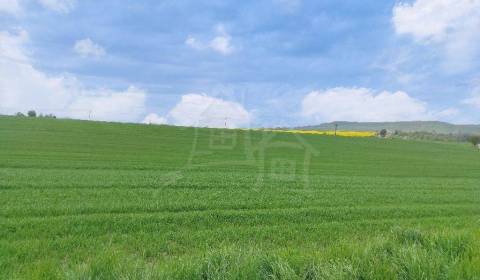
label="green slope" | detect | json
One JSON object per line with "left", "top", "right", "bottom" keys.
{"left": 1, "top": 116, "right": 480, "bottom": 279}
{"left": 299, "top": 121, "right": 480, "bottom": 134}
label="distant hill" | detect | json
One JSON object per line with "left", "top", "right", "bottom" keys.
{"left": 298, "top": 121, "right": 480, "bottom": 135}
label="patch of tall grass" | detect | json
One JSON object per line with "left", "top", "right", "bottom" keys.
{"left": 29, "top": 228, "right": 478, "bottom": 279}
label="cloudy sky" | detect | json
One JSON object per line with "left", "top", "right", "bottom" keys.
{"left": 1, "top": 0, "right": 479, "bottom": 127}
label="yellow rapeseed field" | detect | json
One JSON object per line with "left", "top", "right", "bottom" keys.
{"left": 257, "top": 129, "right": 376, "bottom": 137}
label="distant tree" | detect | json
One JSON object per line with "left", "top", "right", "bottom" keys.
{"left": 27, "top": 110, "right": 37, "bottom": 118}
{"left": 15, "top": 112, "right": 25, "bottom": 117}
{"left": 469, "top": 135, "right": 480, "bottom": 149}
{"left": 379, "top": 129, "right": 388, "bottom": 138}
{"left": 44, "top": 113, "right": 56, "bottom": 119}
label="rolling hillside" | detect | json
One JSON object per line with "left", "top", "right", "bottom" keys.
{"left": 299, "top": 121, "right": 480, "bottom": 134}
{"left": 1, "top": 116, "right": 480, "bottom": 279}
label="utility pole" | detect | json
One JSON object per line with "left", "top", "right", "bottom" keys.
{"left": 334, "top": 123, "right": 338, "bottom": 136}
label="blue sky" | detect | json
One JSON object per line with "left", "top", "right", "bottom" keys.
{"left": 1, "top": 0, "right": 479, "bottom": 127}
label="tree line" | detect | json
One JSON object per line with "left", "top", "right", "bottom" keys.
{"left": 378, "top": 129, "right": 480, "bottom": 149}
{"left": 15, "top": 110, "right": 56, "bottom": 119}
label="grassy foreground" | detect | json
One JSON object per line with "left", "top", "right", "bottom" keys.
{"left": 0, "top": 116, "right": 479, "bottom": 279}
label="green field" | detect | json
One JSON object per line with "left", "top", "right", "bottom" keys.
{"left": 1, "top": 116, "right": 480, "bottom": 279}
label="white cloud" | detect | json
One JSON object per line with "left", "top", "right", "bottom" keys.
{"left": 393, "top": 0, "right": 480, "bottom": 71}
{"left": 185, "top": 24, "right": 234, "bottom": 56}
{"left": 393, "top": 0, "right": 479, "bottom": 42}
{"left": 0, "top": 30, "right": 146, "bottom": 122}
{"left": 166, "top": 94, "right": 251, "bottom": 128}
{"left": 463, "top": 96, "right": 480, "bottom": 108}
{"left": 0, "top": 0, "right": 75, "bottom": 15}
{"left": 185, "top": 36, "right": 202, "bottom": 50}
{"left": 38, "top": 0, "right": 75, "bottom": 13}
{"left": 0, "top": 30, "right": 68, "bottom": 113}
{"left": 74, "top": 38, "right": 105, "bottom": 58}
{"left": 462, "top": 86, "right": 480, "bottom": 108}
{"left": 434, "top": 108, "right": 460, "bottom": 119}
{"left": 67, "top": 86, "right": 146, "bottom": 122}
{"left": 0, "top": 0, "right": 21, "bottom": 15}
{"left": 142, "top": 113, "right": 167, "bottom": 125}
{"left": 1, "top": 31, "right": 247, "bottom": 126}
{"left": 301, "top": 87, "right": 431, "bottom": 122}
{"left": 209, "top": 36, "right": 233, "bottom": 55}
{"left": 0, "top": 29, "right": 29, "bottom": 61}
{"left": 209, "top": 25, "right": 233, "bottom": 55}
